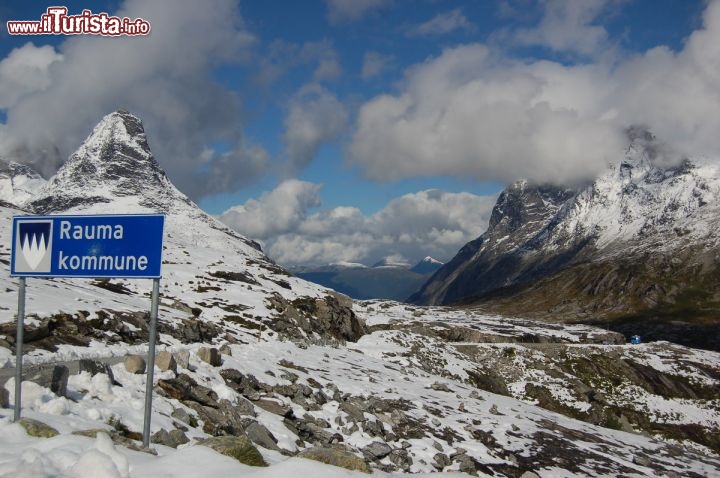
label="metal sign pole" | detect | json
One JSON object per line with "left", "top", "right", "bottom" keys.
{"left": 13, "top": 277, "right": 26, "bottom": 422}
{"left": 142, "top": 278, "right": 160, "bottom": 448}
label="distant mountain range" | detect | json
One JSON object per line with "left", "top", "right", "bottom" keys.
{"left": 292, "top": 256, "right": 443, "bottom": 301}
{"left": 410, "top": 128, "right": 720, "bottom": 350}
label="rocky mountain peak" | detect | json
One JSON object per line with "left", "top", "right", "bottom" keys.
{"left": 486, "top": 180, "right": 575, "bottom": 248}
{"left": 49, "top": 110, "right": 164, "bottom": 190}
{"left": 29, "top": 110, "right": 189, "bottom": 214}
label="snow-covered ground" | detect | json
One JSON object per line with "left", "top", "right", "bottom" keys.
{"left": 2, "top": 330, "right": 719, "bottom": 478}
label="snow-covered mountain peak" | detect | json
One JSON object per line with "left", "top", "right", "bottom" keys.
{"left": 8, "top": 110, "right": 270, "bottom": 258}
{"left": 30, "top": 110, "right": 190, "bottom": 214}
{"left": 52, "top": 110, "right": 158, "bottom": 184}
{"left": 560, "top": 142, "right": 720, "bottom": 249}
{"left": 410, "top": 256, "right": 444, "bottom": 275}
{"left": 420, "top": 256, "right": 441, "bottom": 264}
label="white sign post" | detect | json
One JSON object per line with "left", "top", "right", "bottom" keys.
{"left": 13, "top": 277, "right": 25, "bottom": 422}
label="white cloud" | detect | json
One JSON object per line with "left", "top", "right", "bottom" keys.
{"left": 283, "top": 84, "right": 348, "bottom": 171}
{"left": 348, "top": 0, "right": 720, "bottom": 186}
{"left": 0, "top": 43, "right": 63, "bottom": 109}
{"left": 220, "top": 181, "right": 497, "bottom": 266}
{"left": 219, "top": 179, "right": 321, "bottom": 239}
{"left": 0, "top": 0, "right": 264, "bottom": 199}
{"left": 348, "top": 44, "right": 624, "bottom": 185}
{"left": 362, "top": 51, "right": 394, "bottom": 79}
{"left": 325, "top": 0, "right": 391, "bottom": 24}
{"left": 407, "top": 9, "right": 474, "bottom": 37}
{"left": 513, "top": 0, "right": 615, "bottom": 57}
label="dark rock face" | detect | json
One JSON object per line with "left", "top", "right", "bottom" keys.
{"left": 409, "top": 181, "right": 577, "bottom": 305}
{"left": 267, "top": 293, "right": 368, "bottom": 343}
{"left": 0, "top": 387, "right": 8, "bottom": 408}
{"left": 22, "top": 365, "right": 69, "bottom": 398}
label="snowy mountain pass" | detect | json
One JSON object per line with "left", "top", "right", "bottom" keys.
{"left": 0, "top": 112, "right": 718, "bottom": 477}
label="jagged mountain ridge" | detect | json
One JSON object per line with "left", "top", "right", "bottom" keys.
{"left": 410, "top": 132, "right": 720, "bottom": 345}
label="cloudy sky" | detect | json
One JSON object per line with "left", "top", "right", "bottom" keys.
{"left": 0, "top": 0, "right": 714, "bottom": 266}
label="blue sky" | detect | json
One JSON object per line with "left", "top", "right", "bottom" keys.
{"left": 0, "top": 0, "right": 714, "bottom": 266}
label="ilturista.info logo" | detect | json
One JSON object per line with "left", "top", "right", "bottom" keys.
{"left": 7, "top": 6, "right": 151, "bottom": 36}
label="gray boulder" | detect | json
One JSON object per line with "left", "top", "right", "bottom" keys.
{"left": 124, "top": 355, "right": 146, "bottom": 374}
{"left": 234, "top": 396, "right": 256, "bottom": 416}
{"left": 245, "top": 421, "right": 280, "bottom": 451}
{"left": 155, "top": 351, "right": 177, "bottom": 373}
{"left": 171, "top": 408, "right": 194, "bottom": 426}
{"left": 156, "top": 373, "right": 218, "bottom": 407}
{"left": 78, "top": 359, "right": 112, "bottom": 378}
{"left": 339, "top": 401, "right": 366, "bottom": 423}
{"left": 433, "top": 452, "right": 451, "bottom": 470}
{"left": 388, "top": 449, "right": 413, "bottom": 471}
{"left": 197, "top": 347, "right": 222, "bottom": 366}
{"left": 51, "top": 365, "right": 69, "bottom": 397}
{"left": 25, "top": 365, "right": 69, "bottom": 397}
{"left": 174, "top": 350, "right": 190, "bottom": 369}
{"left": 151, "top": 428, "right": 189, "bottom": 448}
{"left": 363, "top": 441, "right": 392, "bottom": 460}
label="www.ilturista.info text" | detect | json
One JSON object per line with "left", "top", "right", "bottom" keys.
{"left": 7, "top": 7, "right": 150, "bottom": 36}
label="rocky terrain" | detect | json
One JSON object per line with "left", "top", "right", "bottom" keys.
{"left": 0, "top": 112, "right": 717, "bottom": 477}
{"left": 410, "top": 130, "right": 720, "bottom": 351}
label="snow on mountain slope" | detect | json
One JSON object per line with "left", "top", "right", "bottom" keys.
{"left": 0, "top": 160, "right": 46, "bottom": 207}
{"left": 0, "top": 112, "right": 718, "bottom": 477}
{"left": 552, "top": 131, "right": 720, "bottom": 253}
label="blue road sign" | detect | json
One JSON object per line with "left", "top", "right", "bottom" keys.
{"left": 10, "top": 214, "right": 164, "bottom": 278}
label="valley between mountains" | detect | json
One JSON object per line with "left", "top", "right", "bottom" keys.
{"left": 0, "top": 111, "right": 718, "bottom": 477}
